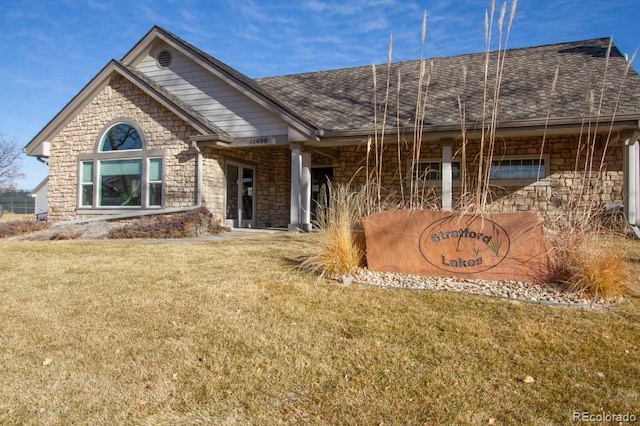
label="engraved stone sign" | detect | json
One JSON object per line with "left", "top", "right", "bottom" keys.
{"left": 362, "top": 210, "right": 551, "bottom": 282}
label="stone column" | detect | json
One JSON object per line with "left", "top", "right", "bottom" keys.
{"left": 442, "top": 142, "right": 453, "bottom": 211}
{"left": 289, "top": 143, "right": 302, "bottom": 231}
{"left": 300, "top": 150, "right": 312, "bottom": 231}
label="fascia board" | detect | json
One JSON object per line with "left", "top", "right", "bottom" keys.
{"left": 119, "top": 26, "right": 161, "bottom": 67}
{"left": 29, "top": 177, "right": 49, "bottom": 196}
{"left": 310, "top": 115, "right": 640, "bottom": 146}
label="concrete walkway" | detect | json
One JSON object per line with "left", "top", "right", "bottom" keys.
{"left": 132, "top": 227, "right": 290, "bottom": 243}
{"left": 183, "top": 228, "right": 288, "bottom": 242}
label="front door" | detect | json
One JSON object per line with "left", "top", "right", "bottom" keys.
{"left": 226, "top": 163, "right": 256, "bottom": 228}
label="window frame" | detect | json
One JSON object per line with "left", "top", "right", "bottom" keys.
{"left": 488, "top": 154, "right": 551, "bottom": 187}
{"left": 80, "top": 161, "right": 94, "bottom": 207}
{"left": 77, "top": 120, "right": 165, "bottom": 213}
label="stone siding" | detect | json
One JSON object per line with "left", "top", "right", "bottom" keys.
{"left": 48, "top": 75, "right": 201, "bottom": 221}
{"left": 321, "top": 134, "right": 624, "bottom": 221}
{"left": 47, "top": 75, "right": 291, "bottom": 227}
{"left": 202, "top": 146, "right": 290, "bottom": 228}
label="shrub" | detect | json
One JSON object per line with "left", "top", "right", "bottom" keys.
{"left": 0, "top": 220, "right": 49, "bottom": 238}
{"left": 549, "top": 233, "right": 628, "bottom": 299}
{"left": 301, "top": 184, "right": 366, "bottom": 277}
{"left": 107, "top": 207, "right": 227, "bottom": 239}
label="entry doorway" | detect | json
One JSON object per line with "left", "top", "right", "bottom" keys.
{"left": 311, "top": 167, "right": 333, "bottom": 221}
{"left": 226, "top": 163, "right": 256, "bottom": 228}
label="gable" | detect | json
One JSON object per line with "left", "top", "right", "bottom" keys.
{"left": 135, "top": 41, "right": 290, "bottom": 141}
{"left": 23, "top": 61, "right": 232, "bottom": 157}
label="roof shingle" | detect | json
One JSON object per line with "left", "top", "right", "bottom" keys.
{"left": 256, "top": 38, "right": 640, "bottom": 132}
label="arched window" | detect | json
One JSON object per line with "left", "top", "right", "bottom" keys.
{"left": 100, "top": 123, "right": 143, "bottom": 151}
{"left": 77, "top": 120, "right": 164, "bottom": 211}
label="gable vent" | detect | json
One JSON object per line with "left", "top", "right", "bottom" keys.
{"left": 156, "top": 50, "right": 172, "bottom": 68}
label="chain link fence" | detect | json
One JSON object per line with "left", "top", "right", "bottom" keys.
{"left": 0, "top": 190, "right": 35, "bottom": 214}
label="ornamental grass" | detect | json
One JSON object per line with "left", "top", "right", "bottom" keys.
{"left": 300, "top": 184, "right": 366, "bottom": 277}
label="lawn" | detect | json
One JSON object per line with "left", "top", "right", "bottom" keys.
{"left": 0, "top": 234, "right": 639, "bottom": 425}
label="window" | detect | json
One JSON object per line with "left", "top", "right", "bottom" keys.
{"left": 78, "top": 121, "right": 164, "bottom": 211}
{"left": 490, "top": 157, "right": 546, "bottom": 180}
{"left": 80, "top": 161, "right": 93, "bottom": 207}
{"left": 99, "top": 159, "right": 142, "bottom": 206}
{"left": 147, "top": 158, "right": 163, "bottom": 207}
{"left": 417, "top": 161, "right": 461, "bottom": 181}
{"left": 100, "top": 123, "right": 142, "bottom": 151}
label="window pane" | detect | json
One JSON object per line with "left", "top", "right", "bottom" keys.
{"left": 226, "top": 164, "right": 238, "bottom": 220}
{"left": 490, "top": 159, "right": 545, "bottom": 180}
{"left": 99, "top": 159, "right": 142, "bottom": 206}
{"left": 148, "top": 183, "right": 162, "bottom": 207}
{"left": 418, "top": 161, "right": 461, "bottom": 180}
{"left": 149, "top": 158, "right": 162, "bottom": 181}
{"left": 490, "top": 162, "right": 506, "bottom": 179}
{"left": 81, "top": 162, "right": 93, "bottom": 183}
{"left": 451, "top": 162, "right": 461, "bottom": 180}
{"left": 100, "top": 123, "right": 142, "bottom": 151}
{"left": 419, "top": 162, "right": 441, "bottom": 180}
{"left": 81, "top": 185, "right": 93, "bottom": 207}
{"left": 100, "top": 159, "right": 142, "bottom": 175}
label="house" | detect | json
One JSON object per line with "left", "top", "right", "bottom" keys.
{"left": 23, "top": 26, "right": 640, "bottom": 231}
{"left": 29, "top": 177, "right": 48, "bottom": 221}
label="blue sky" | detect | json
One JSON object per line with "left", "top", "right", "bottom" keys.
{"left": 0, "top": 0, "right": 638, "bottom": 190}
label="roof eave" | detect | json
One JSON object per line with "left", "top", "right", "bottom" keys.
{"left": 311, "top": 115, "right": 640, "bottom": 146}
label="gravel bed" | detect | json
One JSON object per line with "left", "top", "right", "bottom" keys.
{"left": 348, "top": 268, "right": 621, "bottom": 308}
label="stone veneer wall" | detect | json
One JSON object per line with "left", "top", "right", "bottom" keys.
{"left": 48, "top": 74, "right": 292, "bottom": 227}
{"left": 201, "top": 146, "right": 290, "bottom": 228}
{"left": 324, "top": 134, "right": 624, "bottom": 221}
{"left": 48, "top": 75, "right": 202, "bottom": 222}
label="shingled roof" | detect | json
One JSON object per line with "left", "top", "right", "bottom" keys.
{"left": 256, "top": 38, "right": 640, "bottom": 133}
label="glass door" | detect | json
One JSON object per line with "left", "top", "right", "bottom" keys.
{"left": 226, "top": 163, "right": 255, "bottom": 228}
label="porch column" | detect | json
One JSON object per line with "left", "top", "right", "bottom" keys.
{"left": 289, "top": 143, "right": 302, "bottom": 231}
{"left": 624, "top": 137, "right": 639, "bottom": 225}
{"left": 442, "top": 141, "right": 453, "bottom": 211}
{"left": 300, "top": 150, "right": 312, "bottom": 231}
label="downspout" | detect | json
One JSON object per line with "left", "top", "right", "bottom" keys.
{"left": 191, "top": 141, "right": 203, "bottom": 208}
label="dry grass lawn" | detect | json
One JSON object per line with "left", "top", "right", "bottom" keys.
{"left": 0, "top": 234, "right": 639, "bottom": 425}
